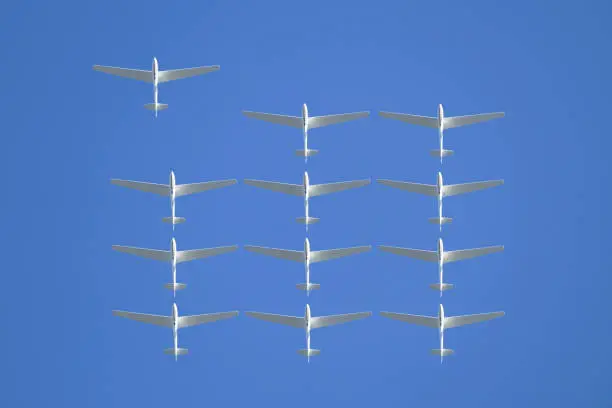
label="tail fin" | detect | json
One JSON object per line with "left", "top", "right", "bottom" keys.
{"left": 164, "top": 283, "right": 187, "bottom": 291}
{"left": 297, "top": 348, "right": 321, "bottom": 358}
{"left": 164, "top": 347, "right": 188, "bottom": 357}
{"left": 431, "top": 348, "right": 454, "bottom": 357}
{"left": 429, "top": 283, "right": 454, "bottom": 292}
{"left": 428, "top": 217, "right": 452, "bottom": 225}
{"left": 296, "top": 216, "right": 320, "bottom": 225}
{"left": 144, "top": 103, "right": 169, "bottom": 112}
{"left": 429, "top": 149, "right": 454, "bottom": 158}
{"left": 162, "top": 216, "right": 186, "bottom": 225}
{"left": 296, "top": 283, "right": 321, "bottom": 292}
{"left": 295, "top": 149, "right": 319, "bottom": 157}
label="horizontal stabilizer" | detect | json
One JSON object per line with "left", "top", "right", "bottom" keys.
{"left": 431, "top": 349, "right": 454, "bottom": 357}
{"left": 429, "top": 149, "right": 454, "bottom": 158}
{"left": 295, "top": 149, "right": 319, "bottom": 157}
{"left": 162, "top": 216, "right": 186, "bottom": 225}
{"left": 296, "top": 216, "right": 320, "bottom": 225}
{"left": 429, "top": 283, "right": 454, "bottom": 292}
{"left": 297, "top": 348, "right": 321, "bottom": 357}
{"left": 296, "top": 283, "right": 321, "bottom": 291}
{"left": 164, "top": 282, "right": 187, "bottom": 291}
{"left": 164, "top": 348, "right": 188, "bottom": 356}
{"left": 144, "top": 103, "right": 169, "bottom": 111}
{"left": 428, "top": 217, "right": 453, "bottom": 225}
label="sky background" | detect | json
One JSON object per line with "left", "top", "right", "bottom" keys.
{"left": 1, "top": 0, "right": 611, "bottom": 407}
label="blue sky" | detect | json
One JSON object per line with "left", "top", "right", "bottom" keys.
{"left": 2, "top": 0, "right": 611, "bottom": 406}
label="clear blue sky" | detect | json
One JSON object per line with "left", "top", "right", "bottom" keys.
{"left": 2, "top": 0, "right": 610, "bottom": 406}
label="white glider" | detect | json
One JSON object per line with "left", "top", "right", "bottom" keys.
{"left": 380, "top": 304, "right": 504, "bottom": 363}
{"left": 242, "top": 104, "right": 370, "bottom": 162}
{"left": 244, "top": 237, "right": 371, "bottom": 295}
{"left": 111, "top": 170, "right": 237, "bottom": 229}
{"left": 377, "top": 171, "right": 503, "bottom": 230}
{"left": 93, "top": 57, "right": 220, "bottom": 117}
{"left": 379, "top": 104, "right": 504, "bottom": 162}
{"left": 113, "top": 303, "right": 238, "bottom": 361}
{"left": 378, "top": 238, "right": 503, "bottom": 296}
{"left": 245, "top": 304, "right": 371, "bottom": 362}
{"left": 112, "top": 238, "right": 238, "bottom": 297}
{"left": 244, "top": 171, "right": 370, "bottom": 229}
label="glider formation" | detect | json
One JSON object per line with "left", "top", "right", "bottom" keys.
{"left": 99, "top": 58, "right": 506, "bottom": 361}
